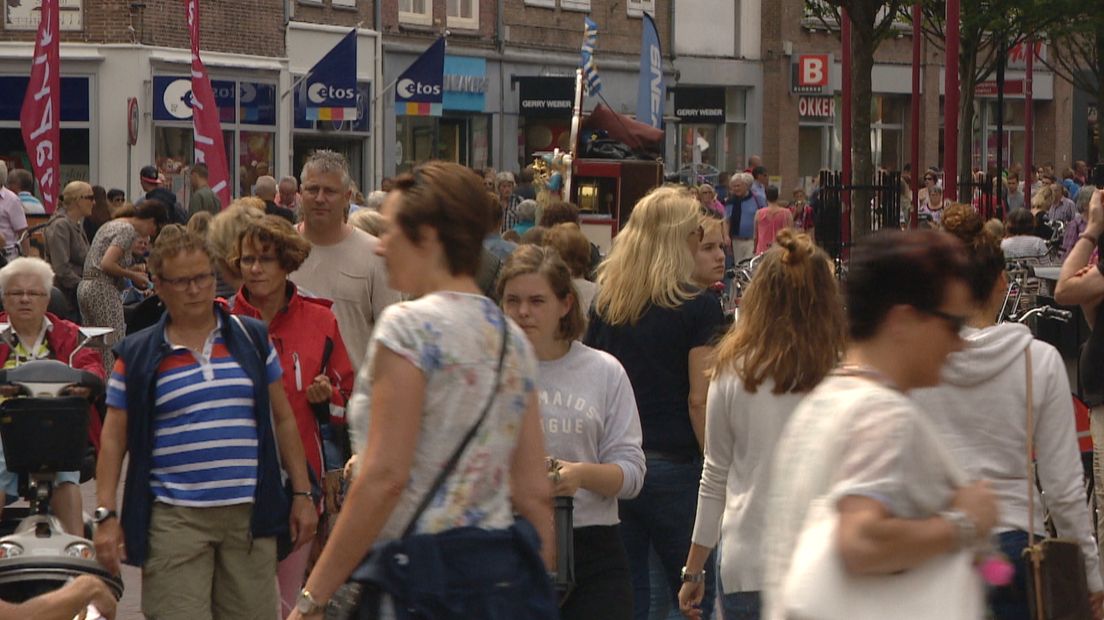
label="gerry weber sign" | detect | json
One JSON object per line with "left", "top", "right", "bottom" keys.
{"left": 673, "top": 87, "right": 725, "bottom": 124}
{"left": 518, "top": 77, "right": 574, "bottom": 118}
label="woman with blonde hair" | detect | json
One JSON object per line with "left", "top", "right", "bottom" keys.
{"left": 679, "top": 230, "right": 845, "bottom": 620}
{"left": 348, "top": 209, "right": 387, "bottom": 238}
{"left": 691, "top": 216, "right": 726, "bottom": 293}
{"left": 585, "top": 186, "right": 726, "bottom": 620}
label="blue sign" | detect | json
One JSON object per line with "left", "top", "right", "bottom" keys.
{"left": 153, "top": 76, "right": 236, "bottom": 122}
{"left": 304, "top": 29, "right": 358, "bottom": 120}
{"left": 295, "top": 81, "right": 372, "bottom": 132}
{"left": 636, "top": 12, "right": 664, "bottom": 129}
{"left": 442, "top": 55, "right": 486, "bottom": 112}
{"left": 395, "top": 37, "right": 445, "bottom": 116}
{"left": 239, "top": 82, "right": 276, "bottom": 125}
{"left": 0, "top": 76, "right": 89, "bottom": 122}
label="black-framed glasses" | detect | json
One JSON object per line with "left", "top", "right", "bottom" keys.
{"left": 919, "top": 307, "right": 968, "bottom": 334}
{"left": 156, "top": 272, "right": 215, "bottom": 292}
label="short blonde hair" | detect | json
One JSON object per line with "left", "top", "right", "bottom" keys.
{"left": 349, "top": 209, "right": 387, "bottom": 237}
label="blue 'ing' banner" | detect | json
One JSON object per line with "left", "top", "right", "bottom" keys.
{"left": 305, "top": 29, "right": 358, "bottom": 115}
{"left": 636, "top": 12, "right": 664, "bottom": 129}
{"left": 396, "top": 37, "right": 446, "bottom": 109}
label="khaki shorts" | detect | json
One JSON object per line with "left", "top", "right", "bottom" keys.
{"left": 141, "top": 502, "right": 277, "bottom": 620}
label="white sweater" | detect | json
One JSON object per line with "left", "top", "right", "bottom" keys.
{"left": 692, "top": 373, "right": 805, "bottom": 593}
{"left": 912, "top": 323, "right": 1103, "bottom": 591}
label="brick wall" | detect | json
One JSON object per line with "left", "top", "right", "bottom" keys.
{"left": 381, "top": 0, "right": 495, "bottom": 47}
{"left": 294, "top": 0, "right": 376, "bottom": 30}
{"left": 0, "top": 0, "right": 285, "bottom": 57}
{"left": 502, "top": 0, "right": 670, "bottom": 58}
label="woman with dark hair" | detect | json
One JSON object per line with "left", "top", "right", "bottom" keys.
{"left": 86, "top": 185, "right": 113, "bottom": 241}
{"left": 914, "top": 205, "right": 1103, "bottom": 619}
{"left": 1001, "top": 208, "right": 1049, "bottom": 259}
{"left": 764, "top": 230, "right": 998, "bottom": 619}
{"left": 544, "top": 223, "right": 599, "bottom": 317}
{"left": 498, "top": 244, "right": 645, "bottom": 620}
{"left": 585, "top": 186, "right": 725, "bottom": 620}
{"left": 77, "top": 199, "right": 168, "bottom": 367}
{"left": 679, "top": 230, "right": 845, "bottom": 620}
{"left": 227, "top": 215, "right": 356, "bottom": 617}
{"left": 289, "top": 162, "right": 556, "bottom": 620}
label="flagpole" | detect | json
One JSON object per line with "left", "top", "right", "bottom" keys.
{"left": 566, "top": 67, "right": 585, "bottom": 200}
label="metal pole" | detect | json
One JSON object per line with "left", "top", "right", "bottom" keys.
{"left": 996, "top": 34, "right": 1006, "bottom": 219}
{"left": 944, "top": 0, "right": 960, "bottom": 200}
{"left": 841, "top": 8, "right": 852, "bottom": 248}
{"left": 1024, "top": 38, "right": 1035, "bottom": 204}
{"left": 910, "top": 3, "right": 922, "bottom": 228}
{"left": 565, "top": 67, "right": 585, "bottom": 200}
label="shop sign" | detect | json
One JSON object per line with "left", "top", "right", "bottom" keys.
{"left": 798, "top": 96, "right": 835, "bottom": 120}
{"left": 443, "top": 55, "right": 487, "bottom": 112}
{"left": 1007, "top": 41, "right": 1047, "bottom": 70}
{"left": 518, "top": 77, "right": 574, "bottom": 118}
{"left": 152, "top": 76, "right": 237, "bottom": 123}
{"left": 4, "top": 0, "right": 81, "bottom": 31}
{"left": 295, "top": 81, "right": 372, "bottom": 132}
{"left": 673, "top": 87, "right": 725, "bottom": 124}
{"left": 792, "top": 54, "right": 830, "bottom": 94}
{"left": 0, "top": 76, "right": 88, "bottom": 122}
{"left": 974, "top": 79, "right": 1024, "bottom": 98}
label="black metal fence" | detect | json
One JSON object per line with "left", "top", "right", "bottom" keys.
{"left": 815, "top": 170, "right": 904, "bottom": 264}
{"left": 959, "top": 174, "right": 1003, "bottom": 222}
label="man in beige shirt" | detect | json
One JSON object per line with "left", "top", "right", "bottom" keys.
{"left": 288, "top": 150, "right": 399, "bottom": 369}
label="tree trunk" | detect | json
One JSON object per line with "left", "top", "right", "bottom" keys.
{"left": 851, "top": 19, "right": 876, "bottom": 236}
{"left": 957, "top": 52, "right": 980, "bottom": 196}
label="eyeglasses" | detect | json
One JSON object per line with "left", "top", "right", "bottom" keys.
{"left": 919, "top": 307, "right": 968, "bottom": 334}
{"left": 2, "top": 290, "right": 47, "bottom": 299}
{"left": 156, "top": 272, "right": 215, "bottom": 291}
{"left": 238, "top": 255, "right": 278, "bottom": 268}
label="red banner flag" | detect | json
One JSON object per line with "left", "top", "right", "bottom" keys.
{"left": 186, "top": 0, "right": 231, "bottom": 207}
{"left": 20, "top": 0, "right": 61, "bottom": 214}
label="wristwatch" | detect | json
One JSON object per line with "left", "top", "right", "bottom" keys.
{"left": 92, "top": 507, "right": 117, "bottom": 524}
{"left": 296, "top": 589, "right": 327, "bottom": 615}
{"left": 680, "top": 566, "right": 706, "bottom": 583}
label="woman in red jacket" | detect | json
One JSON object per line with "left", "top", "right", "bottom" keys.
{"left": 226, "top": 216, "right": 355, "bottom": 618}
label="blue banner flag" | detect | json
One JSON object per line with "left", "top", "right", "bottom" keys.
{"left": 396, "top": 37, "right": 445, "bottom": 116}
{"left": 637, "top": 12, "right": 664, "bottom": 128}
{"left": 580, "top": 17, "right": 602, "bottom": 97}
{"left": 304, "top": 29, "right": 358, "bottom": 122}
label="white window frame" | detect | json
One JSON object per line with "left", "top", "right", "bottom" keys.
{"left": 523, "top": 0, "right": 556, "bottom": 7}
{"left": 560, "top": 0, "right": 591, "bottom": 11}
{"left": 626, "top": 0, "right": 655, "bottom": 18}
{"left": 331, "top": 0, "right": 357, "bottom": 7}
{"left": 446, "top": 0, "right": 479, "bottom": 30}
{"left": 399, "top": 0, "right": 432, "bottom": 26}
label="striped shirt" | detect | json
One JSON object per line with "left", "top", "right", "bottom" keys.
{"left": 106, "top": 319, "right": 282, "bottom": 507}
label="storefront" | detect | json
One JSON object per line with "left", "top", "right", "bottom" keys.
{"left": 672, "top": 87, "right": 726, "bottom": 183}
{"left": 516, "top": 76, "right": 574, "bottom": 168}
{"left": 0, "top": 75, "right": 93, "bottom": 194}
{"left": 395, "top": 55, "right": 491, "bottom": 173}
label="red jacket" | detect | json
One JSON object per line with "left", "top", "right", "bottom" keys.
{"left": 229, "top": 283, "right": 355, "bottom": 480}
{"left": 0, "top": 312, "right": 106, "bottom": 450}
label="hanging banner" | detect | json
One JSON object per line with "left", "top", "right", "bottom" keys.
{"left": 186, "top": 0, "right": 231, "bottom": 207}
{"left": 395, "top": 37, "right": 445, "bottom": 116}
{"left": 304, "top": 29, "right": 358, "bottom": 121}
{"left": 636, "top": 12, "right": 664, "bottom": 129}
{"left": 20, "top": 0, "right": 60, "bottom": 213}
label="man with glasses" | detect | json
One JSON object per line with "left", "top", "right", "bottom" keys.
{"left": 44, "top": 182, "right": 94, "bottom": 322}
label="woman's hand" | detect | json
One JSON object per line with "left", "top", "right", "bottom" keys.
{"left": 1088, "top": 190, "right": 1104, "bottom": 239}
{"left": 306, "top": 375, "right": 332, "bottom": 404}
{"left": 678, "top": 581, "right": 705, "bottom": 619}
{"left": 130, "top": 272, "right": 149, "bottom": 290}
{"left": 551, "top": 460, "right": 584, "bottom": 497}
{"left": 951, "top": 480, "right": 998, "bottom": 537}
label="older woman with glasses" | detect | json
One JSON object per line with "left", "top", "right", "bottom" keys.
{"left": 227, "top": 215, "right": 355, "bottom": 617}
{"left": 45, "top": 181, "right": 94, "bottom": 321}
{"left": 0, "top": 257, "right": 104, "bottom": 535}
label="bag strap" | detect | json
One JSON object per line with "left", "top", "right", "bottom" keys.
{"left": 400, "top": 316, "right": 510, "bottom": 538}
{"left": 229, "top": 314, "right": 266, "bottom": 363}
{"left": 1024, "top": 345, "right": 1046, "bottom": 620}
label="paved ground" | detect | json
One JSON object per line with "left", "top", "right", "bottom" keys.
{"left": 79, "top": 479, "right": 144, "bottom": 619}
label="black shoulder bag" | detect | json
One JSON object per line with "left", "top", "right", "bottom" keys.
{"left": 326, "top": 316, "right": 557, "bottom": 620}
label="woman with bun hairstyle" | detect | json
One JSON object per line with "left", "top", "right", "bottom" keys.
{"left": 498, "top": 244, "right": 645, "bottom": 620}
{"left": 678, "top": 230, "right": 845, "bottom": 620}
{"left": 584, "top": 186, "right": 725, "bottom": 620}
{"left": 913, "top": 204, "right": 1103, "bottom": 619}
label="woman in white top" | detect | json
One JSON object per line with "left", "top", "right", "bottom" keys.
{"left": 1001, "top": 207, "right": 1050, "bottom": 260}
{"left": 290, "top": 162, "right": 556, "bottom": 620}
{"left": 914, "top": 205, "right": 1103, "bottom": 619}
{"left": 499, "top": 244, "right": 646, "bottom": 620}
{"left": 678, "top": 230, "right": 845, "bottom": 620}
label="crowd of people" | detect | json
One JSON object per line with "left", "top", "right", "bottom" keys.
{"left": 0, "top": 148, "right": 1102, "bottom": 620}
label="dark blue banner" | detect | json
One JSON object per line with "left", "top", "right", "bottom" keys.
{"left": 395, "top": 37, "right": 445, "bottom": 116}
{"left": 304, "top": 29, "right": 358, "bottom": 120}
{"left": 636, "top": 12, "right": 664, "bottom": 129}
{"left": 152, "top": 76, "right": 236, "bottom": 123}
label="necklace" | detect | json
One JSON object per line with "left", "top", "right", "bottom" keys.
{"left": 833, "top": 363, "right": 903, "bottom": 393}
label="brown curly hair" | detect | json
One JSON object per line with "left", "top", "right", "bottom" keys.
{"left": 148, "top": 224, "right": 211, "bottom": 278}
{"left": 229, "top": 215, "right": 312, "bottom": 274}
{"left": 940, "top": 203, "right": 1005, "bottom": 304}
{"left": 710, "top": 229, "right": 845, "bottom": 393}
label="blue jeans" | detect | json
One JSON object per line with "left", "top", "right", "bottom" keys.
{"left": 721, "top": 591, "right": 761, "bottom": 620}
{"left": 621, "top": 455, "right": 716, "bottom": 620}
{"left": 990, "top": 530, "right": 1030, "bottom": 620}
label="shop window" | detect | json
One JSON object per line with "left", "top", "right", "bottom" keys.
{"left": 723, "top": 88, "right": 748, "bottom": 173}
{"left": 399, "top": 0, "right": 432, "bottom": 26}
{"left": 446, "top": 0, "right": 478, "bottom": 29}
{"left": 396, "top": 114, "right": 491, "bottom": 172}
{"left": 626, "top": 0, "right": 655, "bottom": 18}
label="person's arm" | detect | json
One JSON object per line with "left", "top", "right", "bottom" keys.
{"left": 687, "top": 345, "right": 713, "bottom": 451}
{"left": 92, "top": 405, "right": 128, "bottom": 575}
{"left": 0, "top": 574, "right": 118, "bottom": 620}
{"left": 297, "top": 346, "right": 426, "bottom": 606}
{"left": 99, "top": 245, "right": 146, "bottom": 284}
{"left": 270, "top": 382, "right": 318, "bottom": 551}
{"left": 1056, "top": 191, "right": 1104, "bottom": 306}
{"left": 510, "top": 391, "right": 555, "bottom": 569}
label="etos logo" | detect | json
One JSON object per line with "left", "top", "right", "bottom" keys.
{"left": 308, "top": 82, "right": 356, "bottom": 104}
{"left": 396, "top": 78, "right": 442, "bottom": 99}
